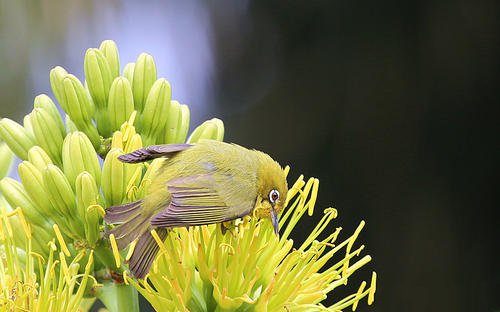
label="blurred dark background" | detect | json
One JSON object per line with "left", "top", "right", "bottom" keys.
{"left": 1, "top": 1, "right": 499, "bottom": 311}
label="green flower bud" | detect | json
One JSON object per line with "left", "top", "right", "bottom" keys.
{"left": 62, "top": 131, "right": 101, "bottom": 188}
{"left": 108, "top": 77, "right": 134, "bottom": 131}
{"left": 187, "top": 118, "right": 224, "bottom": 143}
{"left": 34, "top": 94, "right": 66, "bottom": 136}
{"left": 75, "top": 171, "right": 102, "bottom": 246}
{"left": 31, "top": 107, "right": 65, "bottom": 165}
{"left": 43, "top": 164, "right": 84, "bottom": 239}
{"left": 78, "top": 122, "right": 101, "bottom": 151}
{"left": 0, "top": 118, "right": 36, "bottom": 160}
{"left": 61, "top": 74, "right": 95, "bottom": 124}
{"left": 27, "top": 146, "right": 53, "bottom": 171}
{"left": 123, "top": 62, "right": 135, "bottom": 84}
{"left": 162, "top": 100, "right": 190, "bottom": 144}
{"left": 50, "top": 66, "right": 68, "bottom": 109}
{"left": 84, "top": 48, "right": 113, "bottom": 109}
{"left": 102, "top": 148, "right": 127, "bottom": 206}
{"left": 23, "top": 114, "right": 36, "bottom": 141}
{"left": 85, "top": 48, "right": 113, "bottom": 137}
{"left": 43, "top": 164, "right": 75, "bottom": 216}
{"left": 0, "top": 142, "right": 14, "bottom": 178}
{"left": 18, "top": 161, "right": 54, "bottom": 216}
{"left": 18, "top": 155, "right": 76, "bottom": 238}
{"left": 176, "top": 104, "right": 190, "bottom": 143}
{"left": 132, "top": 53, "right": 157, "bottom": 113}
{"left": 0, "top": 177, "right": 48, "bottom": 228}
{"left": 99, "top": 40, "right": 120, "bottom": 79}
{"left": 139, "top": 78, "right": 171, "bottom": 145}
{"left": 56, "top": 74, "right": 101, "bottom": 148}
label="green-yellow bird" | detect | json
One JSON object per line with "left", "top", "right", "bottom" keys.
{"left": 105, "top": 140, "right": 288, "bottom": 278}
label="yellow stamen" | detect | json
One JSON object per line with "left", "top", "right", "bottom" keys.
{"left": 14, "top": 208, "right": 31, "bottom": 239}
{"left": 127, "top": 110, "right": 137, "bottom": 126}
{"left": 351, "top": 281, "right": 366, "bottom": 311}
{"left": 307, "top": 178, "right": 319, "bottom": 216}
{"left": 47, "top": 240, "right": 57, "bottom": 251}
{"left": 121, "top": 112, "right": 137, "bottom": 142}
{"left": 283, "top": 165, "right": 290, "bottom": 178}
{"left": 368, "top": 272, "right": 377, "bottom": 305}
{"left": 344, "top": 255, "right": 371, "bottom": 281}
{"left": 285, "top": 174, "right": 304, "bottom": 206}
{"left": 218, "top": 243, "right": 235, "bottom": 256}
{"left": 52, "top": 224, "right": 70, "bottom": 257}
{"left": 150, "top": 229, "right": 168, "bottom": 255}
{"left": 108, "top": 234, "right": 121, "bottom": 268}
{"left": 123, "top": 271, "right": 129, "bottom": 285}
{"left": 29, "top": 252, "right": 46, "bottom": 264}
{"left": 126, "top": 166, "right": 143, "bottom": 194}
{"left": 342, "top": 220, "right": 365, "bottom": 277}
{"left": 125, "top": 239, "right": 138, "bottom": 261}
{"left": 1, "top": 207, "right": 13, "bottom": 238}
{"left": 59, "top": 251, "right": 71, "bottom": 284}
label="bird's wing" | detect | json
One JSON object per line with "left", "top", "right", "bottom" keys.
{"left": 150, "top": 173, "right": 256, "bottom": 227}
{"left": 118, "top": 144, "right": 192, "bottom": 163}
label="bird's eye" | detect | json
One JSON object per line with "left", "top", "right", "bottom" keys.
{"left": 269, "top": 189, "right": 280, "bottom": 204}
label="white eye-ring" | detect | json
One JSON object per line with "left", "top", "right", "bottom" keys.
{"left": 269, "top": 189, "right": 280, "bottom": 204}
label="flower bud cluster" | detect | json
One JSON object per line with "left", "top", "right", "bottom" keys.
{"left": 0, "top": 40, "right": 225, "bottom": 266}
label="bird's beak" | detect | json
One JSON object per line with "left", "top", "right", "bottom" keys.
{"left": 271, "top": 207, "right": 279, "bottom": 237}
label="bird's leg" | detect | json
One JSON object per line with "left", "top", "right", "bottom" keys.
{"left": 220, "top": 217, "right": 247, "bottom": 236}
{"left": 220, "top": 220, "right": 238, "bottom": 236}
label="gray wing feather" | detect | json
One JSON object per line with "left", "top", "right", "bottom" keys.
{"left": 118, "top": 144, "right": 192, "bottom": 163}
{"left": 150, "top": 173, "right": 256, "bottom": 228}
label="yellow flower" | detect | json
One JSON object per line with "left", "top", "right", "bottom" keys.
{"left": 0, "top": 207, "right": 96, "bottom": 311}
{"left": 114, "top": 166, "right": 376, "bottom": 311}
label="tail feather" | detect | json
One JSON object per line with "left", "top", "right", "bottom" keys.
{"left": 108, "top": 213, "right": 150, "bottom": 249}
{"left": 105, "top": 200, "right": 144, "bottom": 224}
{"left": 105, "top": 200, "right": 150, "bottom": 249}
{"left": 128, "top": 228, "right": 168, "bottom": 278}
{"left": 105, "top": 199, "right": 167, "bottom": 278}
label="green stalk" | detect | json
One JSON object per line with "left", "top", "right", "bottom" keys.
{"left": 95, "top": 282, "right": 140, "bottom": 312}
{"left": 78, "top": 298, "right": 97, "bottom": 312}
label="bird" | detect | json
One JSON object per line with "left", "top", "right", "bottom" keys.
{"left": 104, "top": 139, "right": 288, "bottom": 278}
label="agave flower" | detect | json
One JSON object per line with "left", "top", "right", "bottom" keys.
{"left": 0, "top": 40, "right": 376, "bottom": 311}
{"left": 119, "top": 171, "right": 376, "bottom": 311}
{"left": 0, "top": 206, "right": 95, "bottom": 311}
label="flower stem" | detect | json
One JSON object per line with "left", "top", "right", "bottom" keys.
{"left": 95, "top": 282, "right": 140, "bottom": 312}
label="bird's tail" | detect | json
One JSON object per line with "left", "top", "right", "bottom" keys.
{"left": 104, "top": 200, "right": 166, "bottom": 278}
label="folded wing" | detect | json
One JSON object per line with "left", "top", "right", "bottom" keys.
{"left": 151, "top": 173, "right": 256, "bottom": 227}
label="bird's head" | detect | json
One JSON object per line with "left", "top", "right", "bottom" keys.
{"left": 254, "top": 151, "right": 288, "bottom": 236}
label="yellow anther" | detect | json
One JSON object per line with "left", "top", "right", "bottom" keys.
{"left": 219, "top": 243, "right": 235, "bottom": 255}
{"left": 125, "top": 239, "right": 138, "bottom": 261}
{"left": 352, "top": 281, "right": 366, "bottom": 311}
{"left": 109, "top": 234, "right": 121, "bottom": 268}
{"left": 346, "top": 255, "right": 372, "bottom": 276}
{"left": 283, "top": 165, "right": 290, "bottom": 178}
{"left": 368, "top": 272, "right": 377, "bottom": 305}
{"left": 123, "top": 271, "right": 129, "bottom": 285}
